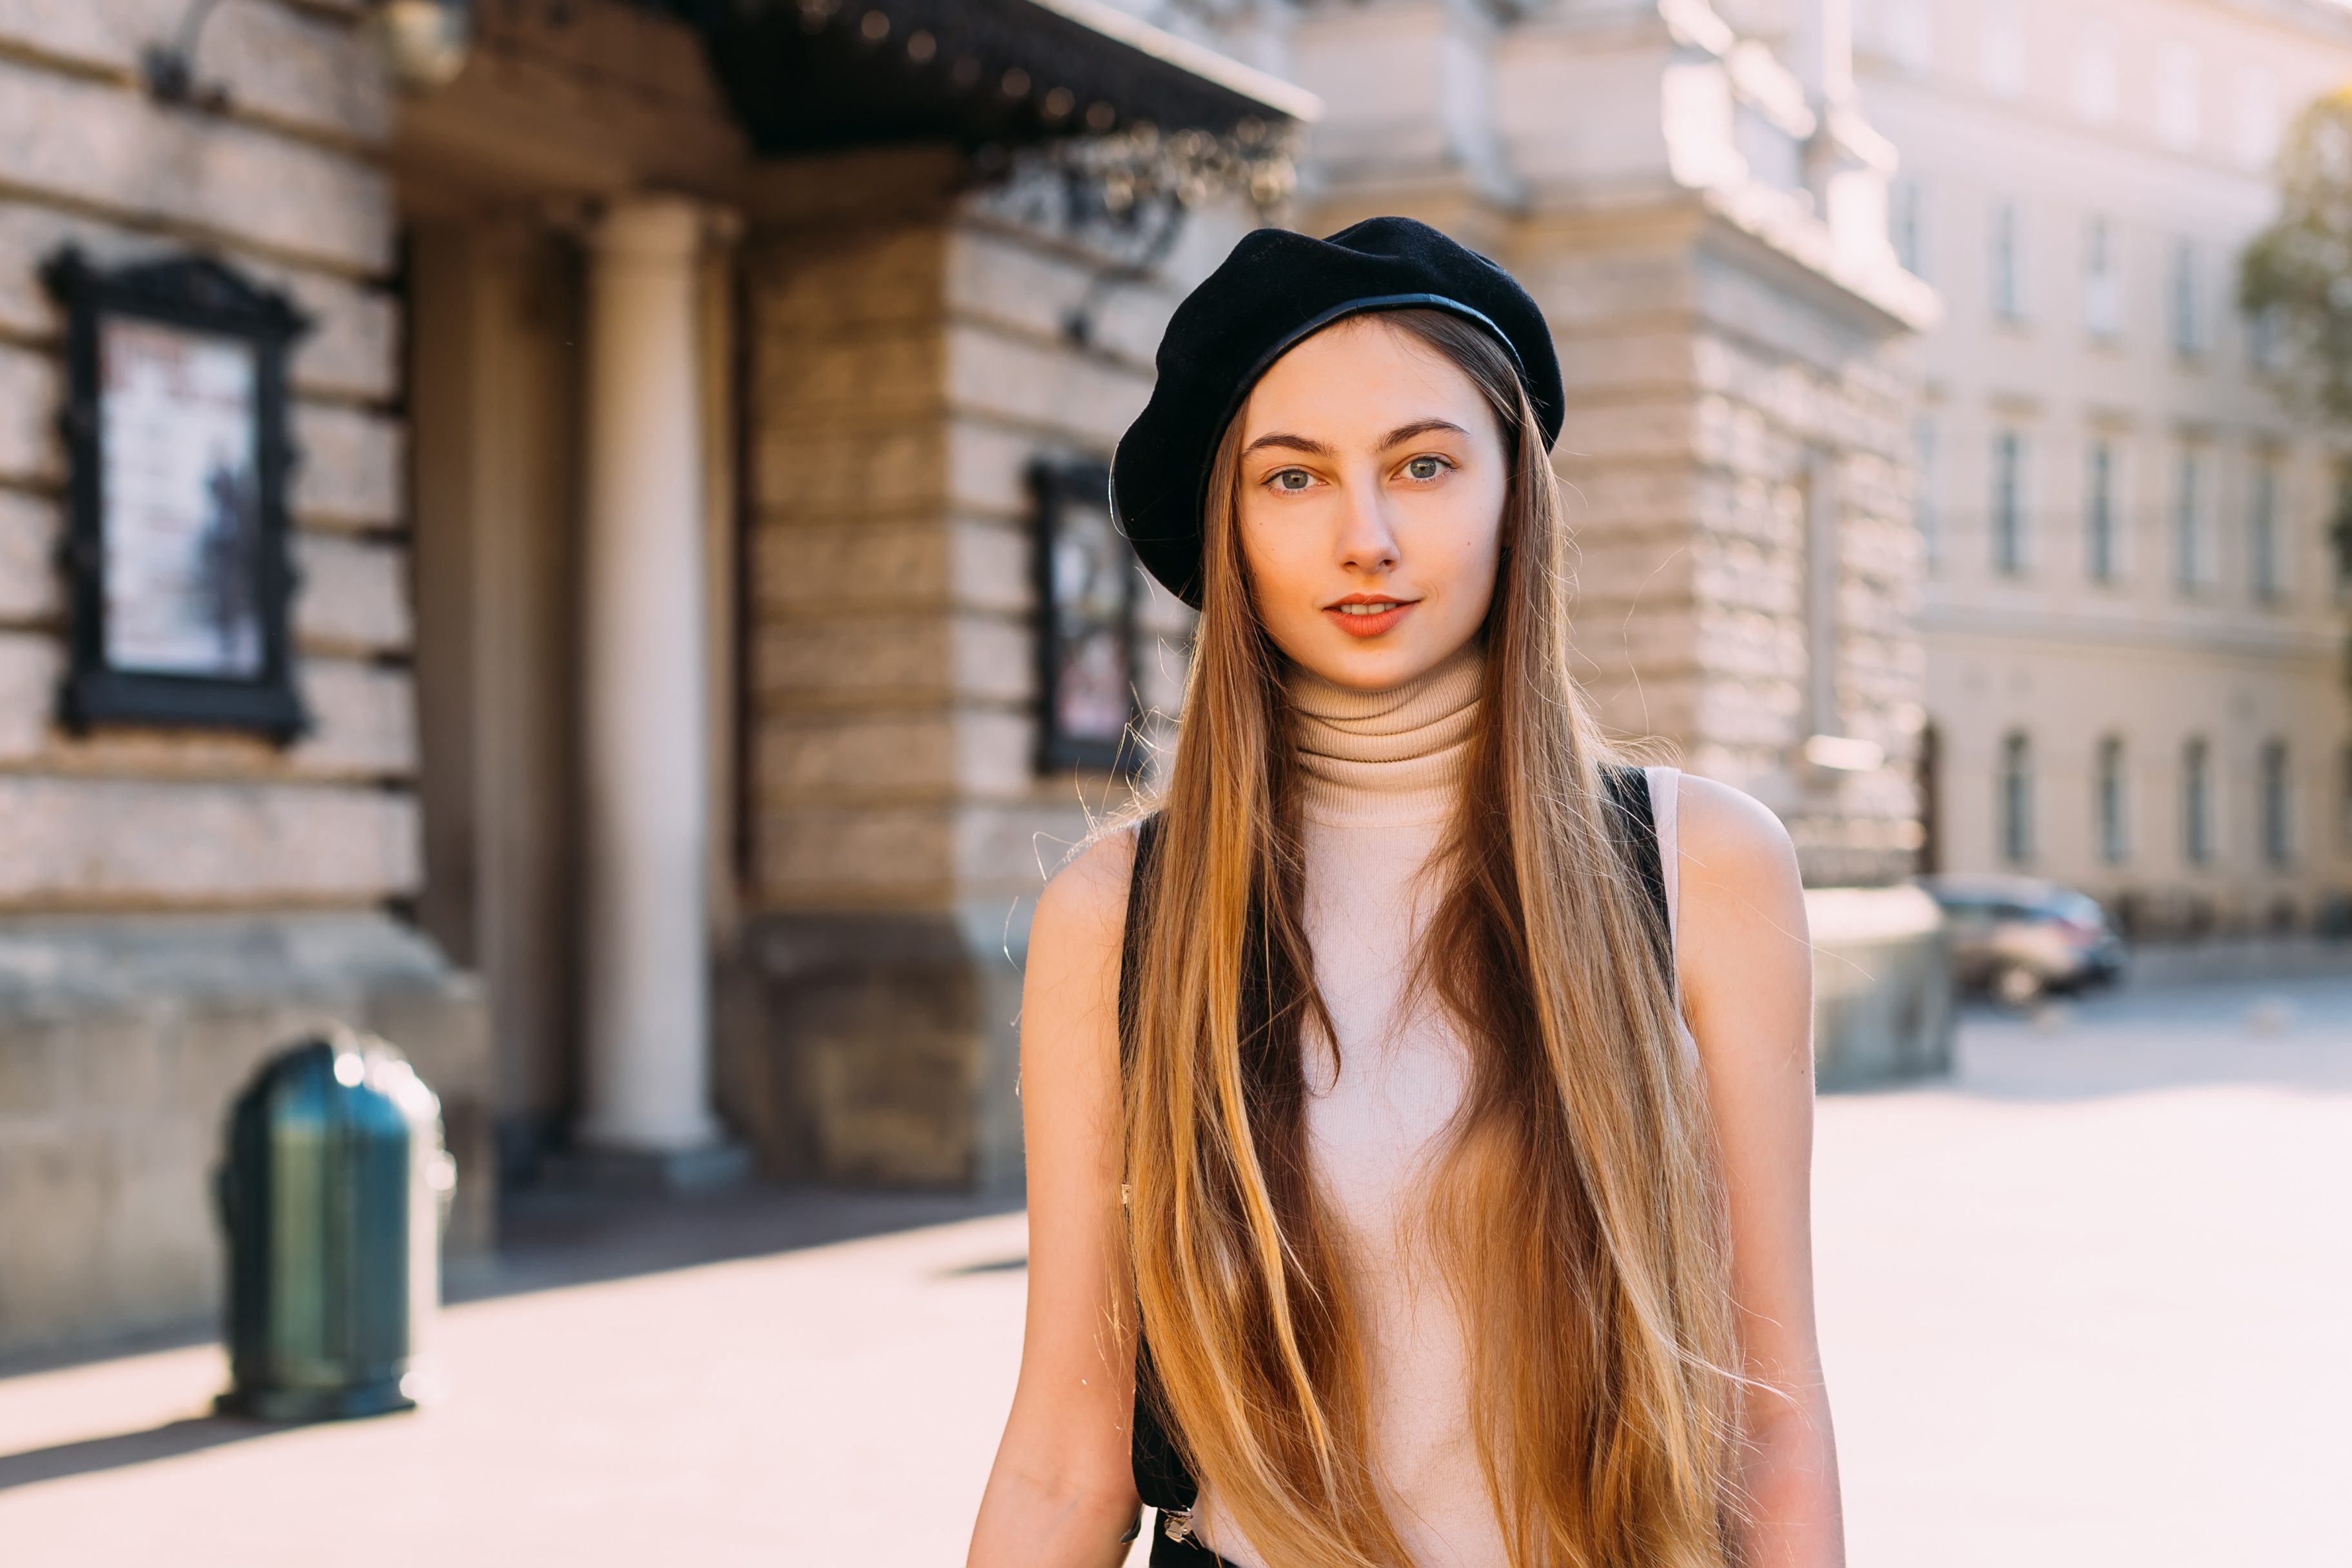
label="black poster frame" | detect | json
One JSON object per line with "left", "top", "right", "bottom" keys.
{"left": 41, "top": 246, "right": 311, "bottom": 741}
{"left": 1031, "top": 456, "right": 1141, "bottom": 776}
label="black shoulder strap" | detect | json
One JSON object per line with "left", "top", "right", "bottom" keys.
{"left": 1600, "top": 762, "right": 1674, "bottom": 978}
{"left": 1115, "top": 813, "right": 1162, "bottom": 1084}
{"left": 1115, "top": 814, "right": 1200, "bottom": 1515}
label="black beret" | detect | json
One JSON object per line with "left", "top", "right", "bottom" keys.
{"left": 1109, "top": 215, "right": 1563, "bottom": 609}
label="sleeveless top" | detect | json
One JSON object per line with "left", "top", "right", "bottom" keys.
{"left": 1117, "top": 759, "right": 1686, "bottom": 1563}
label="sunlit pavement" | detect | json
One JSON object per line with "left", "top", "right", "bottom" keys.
{"left": 3, "top": 975, "right": 2348, "bottom": 1567}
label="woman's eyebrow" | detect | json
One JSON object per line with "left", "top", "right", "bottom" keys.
{"left": 1240, "top": 431, "right": 1333, "bottom": 458}
{"left": 1242, "top": 419, "right": 1469, "bottom": 458}
{"left": 1379, "top": 418, "right": 1469, "bottom": 447}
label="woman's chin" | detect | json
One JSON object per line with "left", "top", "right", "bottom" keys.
{"left": 1282, "top": 630, "right": 1470, "bottom": 694}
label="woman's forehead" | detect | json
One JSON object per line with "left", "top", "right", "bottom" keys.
{"left": 1240, "top": 316, "right": 1489, "bottom": 441}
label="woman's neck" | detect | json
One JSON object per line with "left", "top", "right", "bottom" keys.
{"left": 1286, "top": 642, "right": 1482, "bottom": 827}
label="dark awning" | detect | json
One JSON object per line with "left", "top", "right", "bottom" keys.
{"left": 649, "top": 0, "right": 1319, "bottom": 153}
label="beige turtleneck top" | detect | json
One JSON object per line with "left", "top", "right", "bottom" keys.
{"left": 1188, "top": 645, "right": 1689, "bottom": 1568}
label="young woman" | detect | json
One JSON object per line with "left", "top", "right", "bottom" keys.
{"left": 970, "top": 219, "right": 1839, "bottom": 1568}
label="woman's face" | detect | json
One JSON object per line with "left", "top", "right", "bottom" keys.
{"left": 1233, "top": 315, "right": 1509, "bottom": 692}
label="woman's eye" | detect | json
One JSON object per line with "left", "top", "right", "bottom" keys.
{"left": 1404, "top": 455, "right": 1448, "bottom": 481}
{"left": 1269, "top": 469, "right": 1315, "bottom": 492}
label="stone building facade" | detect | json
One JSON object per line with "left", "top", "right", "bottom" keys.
{"left": 1856, "top": 0, "right": 2352, "bottom": 941}
{"left": 0, "top": 0, "right": 1296, "bottom": 1352}
{"left": 0, "top": 0, "right": 1941, "bottom": 1356}
{"left": 1290, "top": 0, "right": 1948, "bottom": 1077}
{"left": 0, "top": 0, "right": 489, "bottom": 1357}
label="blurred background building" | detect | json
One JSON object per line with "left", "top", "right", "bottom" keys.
{"left": 1856, "top": 0, "right": 2352, "bottom": 939}
{"left": 0, "top": 0, "right": 2339, "bottom": 1360}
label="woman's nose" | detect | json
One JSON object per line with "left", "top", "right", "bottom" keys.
{"left": 1333, "top": 482, "right": 1400, "bottom": 574}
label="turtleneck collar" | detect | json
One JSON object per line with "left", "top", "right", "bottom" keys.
{"left": 1286, "top": 641, "right": 1482, "bottom": 827}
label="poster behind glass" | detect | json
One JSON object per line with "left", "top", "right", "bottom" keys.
{"left": 1048, "top": 495, "right": 1135, "bottom": 760}
{"left": 99, "top": 316, "right": 264, "bottom": 679}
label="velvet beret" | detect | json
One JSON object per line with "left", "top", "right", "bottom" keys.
{"left": 1109, "top": 215, "right": 1563, "bottom": 609}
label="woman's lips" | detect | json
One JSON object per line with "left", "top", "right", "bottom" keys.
{"left": 1322, "top": 598, "right": 1416, "bottom": 638}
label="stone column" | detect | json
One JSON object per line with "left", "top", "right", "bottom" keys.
{"left": 576, "top": 196, "right": 729, "bottom": 1170}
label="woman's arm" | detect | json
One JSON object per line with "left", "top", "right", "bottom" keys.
{"left": 1672, "top": 774, "right": 1845, "bottom": 1568}
{"left": 968, "top": 831, "right": 1144, "bottom": 1568}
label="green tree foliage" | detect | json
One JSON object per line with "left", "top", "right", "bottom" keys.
{"left": 2243, "top": 88, "right": 2352, "bottom": 423}
{"left": 2242, "top": 88, "right": 2352, "bottom": 692}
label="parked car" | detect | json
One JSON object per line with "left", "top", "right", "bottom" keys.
{"left": 1916, "top": 875, "right": 2129, "bottom": 1004}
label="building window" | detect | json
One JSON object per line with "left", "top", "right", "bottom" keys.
{"left": 1914, "top": 416, "right": 1939, "bottom": 568}
{"left": 1992, "top": 429, "right": 2028, "bottom": 573}
{"left": 1030, "top": 458, "right": 1139, "bottom": 775}
{"left": 2183, "top": 736, "right": 2213, "bottom": 865}
{"left": 2001, "top": 731, "right": 2035, "bottom": 864}
{"left": 1991, "top": 201, "right": 2028, "bottom": 322}
{"left": 2251, "top": 458, "right": 2282, "bottom": 603}
{"left": 2086, "top": 438, "right": 2119, "bottom": 582}
{"left": 2074, "top": 17, "right": 2119, "bottom": 124}
{"left": 2169, "top": 239, "right": 2202, "bottom": 357}
{"left": 2158, "top": 43, "right": 2201, "bottom": 150}
{"left": 1890, "top": 177, "right": 1928, "bottom": 278}
{"left": 2173, "top": 446, "right": 2206, "bottom": 591}
{"left": 1981, "top": 3, "right": 2026, "bottom": 97}
{"left": 2261, "top": 739, "right": 2293, "bottom": 867}
{"left": 2084, "top": 217, "right": 2121, "bottom": 340}
{"left": 2097, "top": 734, "right": 2129, "bottom": 863}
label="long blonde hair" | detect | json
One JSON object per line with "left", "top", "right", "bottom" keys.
{"left": 1120, "top": 309, "right": 1744, "bottom": 1567}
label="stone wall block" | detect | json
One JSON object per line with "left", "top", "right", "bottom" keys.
{"left": 945, "top": 322, "right": 1150, "bottom": 449}
{"left": 0, "top": 778, "right": 420, "bottom": 904}
{"left": 759, "top": 712, "right": 957, "bottom": 796}
{"left": 761, "top": 328, "right": 944, "bottom": 425}
{"left": 945, "top": 224, "right": 1168, "bottom": 376}
{"left": 752, "top": 224, "right": 945, "bottom": 335}
{"left": 950, "top": 613, "right": 1035, "bottom": 706}
{"left": 0, "top": 631, "right": 55, "bottom": 759}
{"left": 0, "top": 342, "right": 64, "bottom": 485}
{"left": 956, "top": 801, "right": 1117, "bottom": 894}
{"left": 293, "top": 532, "right": 411, "bottom": 654}
{"left": 291, "top": 403, "right": 402, "bottom": 529}
{"left": 1556, "top": 330, "right": 1696, "bottom": 396}
{"left": 0, "top": 1129, "right": 118, "bottom": 1348}
{"left": 1557, "top": 397, "right": 1696, "bottom": 466}
{"left": 755, "top": 422, "right": 944, "bottom": 519}
{"left": 945, "top": 418, "right": 1070, "bottom": 519}
{"left": 1520, "top": 244, "right": 1696, "bottom": 331}
{"left": 760, "top": 805, "right": 956, "bottom": 901}
{"left": 755, "top": 617, "right": 948, "bottom": 701}
{"left": 0, "top": 490, "right": 60, "bottom": 624}
{"left": 1587, "top": 674, "right": 1701, "bottom": 743}
{"left": 1693, "top": 537, "right": 1801, "bottom": 616}
{"left": 0, "top": 60, "right": 391, "bottom": 274}
{"left": 950, "top": 517, "right": 1034, "bottom": 616}
{"left": 752, "top": 520, "right": 949, "bottom": 612}
{"left": 956, "top": 709, "right": 1037, "bottom": 798}
{"left": 290, "top": 658, "right": 416, "bottom": 776}
{"left": 0, "top": 0, "right": 391, "bottom": 143}
{"left": 944, "top": 227, "right": 1091, "bottom": 349}
{"left": 1561, "top": 464, "right": 1698, "bottom": 531}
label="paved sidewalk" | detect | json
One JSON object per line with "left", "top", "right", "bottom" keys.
{"left": 3, "top": 976, "right": 2348, "bottom": 1565}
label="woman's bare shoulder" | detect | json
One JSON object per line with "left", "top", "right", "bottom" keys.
{"left": 1671, "top": 772, "right": 1801, "bottom": 896}
{"left": 1030, "top": 821, "right": 1143, "bottom": 957}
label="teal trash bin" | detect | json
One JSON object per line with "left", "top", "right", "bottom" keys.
{"left": 215, "top": 1028, "right": 456, "bottom": 1420}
